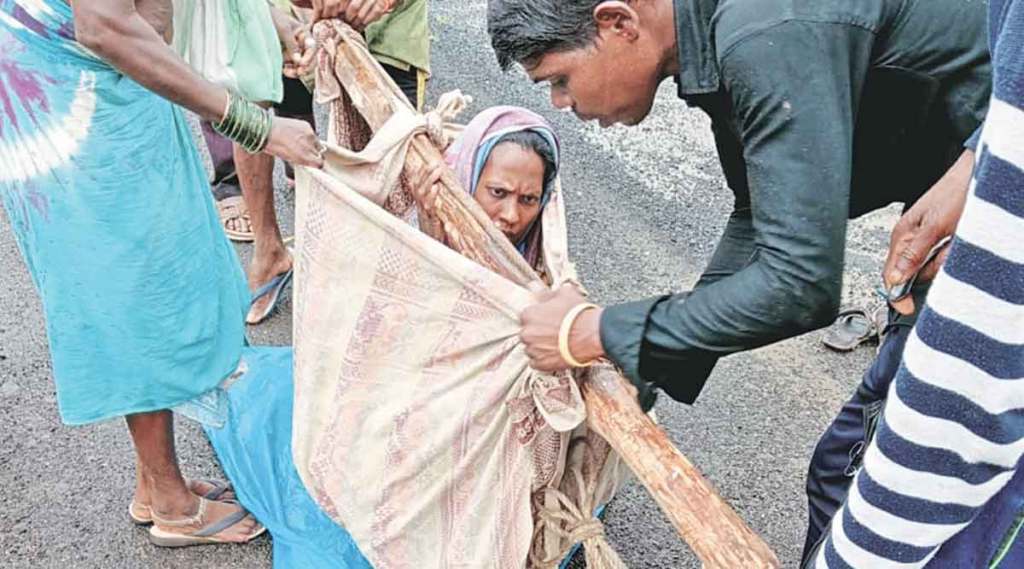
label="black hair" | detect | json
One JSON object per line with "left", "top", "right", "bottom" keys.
{"left": 487, "top": 0, "right": 604, "bottom": 70}
{"left": 493, "top": 130, "right": 558, "bottom": 193}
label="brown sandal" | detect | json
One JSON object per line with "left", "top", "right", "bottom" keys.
{"left": 216, "top": 196, "right": 255, "bottom": 242}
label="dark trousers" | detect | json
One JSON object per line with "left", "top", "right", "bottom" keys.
{"left": 801, "top": 312, "right": 915, "bottom": 563}
{"left": 381, "top": 63, "right": 421, "bottom": 110}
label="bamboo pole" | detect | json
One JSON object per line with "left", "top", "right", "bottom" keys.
{"left": 312, "top": 22, "right": 780, "bottom": 569}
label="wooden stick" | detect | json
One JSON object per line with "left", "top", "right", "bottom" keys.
{"left": 583, "top": 366, "right": 780, "bottom": 568}
{"left": 314, "top": 22, "right": 780, "bottom": 569}
{"left": 316, "top": 23, "right": 541, "bottom": 286}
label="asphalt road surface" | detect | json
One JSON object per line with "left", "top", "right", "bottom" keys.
{"left": 0, "top": 2, "right": 902, "bottom": 567}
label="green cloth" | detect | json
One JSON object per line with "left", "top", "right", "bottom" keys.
{"left": 599, "top": 0, "right": 992, "bottom": 404}
{"left": 365, "top": 0, "right": 430, "bottom": 73}
{"left": 173, "top": 0, "right": 284, "bottom": 103}
{"left": 265, "top": 0, "right": 430, "bottom": 74}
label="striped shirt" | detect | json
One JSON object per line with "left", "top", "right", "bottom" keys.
{"left": 816, "top": 1, "right": 1024, "bottom": 567}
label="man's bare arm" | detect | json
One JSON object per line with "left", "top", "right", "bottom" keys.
{"left": 72, "top": 0, "right": 227, "bottom": 122}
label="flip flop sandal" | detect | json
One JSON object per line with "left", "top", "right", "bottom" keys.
{"left": 129, "top": 501, "right": 153, "bottom": 526}
{"left": 216, "top": 196, "right": 255, "bottom": 243}
{"left": 129, "top": 479, "right": 237, "bottom": 525}
{"left": 149, "top": 497, "right": 266, "bottom": 548}
{"left": 822, "top": 308, "right": 879, "bottom": 352}
{"left": 246, "top": 268, "right": 294, "bottom": 325}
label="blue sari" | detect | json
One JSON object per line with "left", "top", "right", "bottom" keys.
{"left": 205, "top": 347, "right": 372, "bottom": 568}
{"left": 0, "top": 1, "right": 248, "bottom": 425}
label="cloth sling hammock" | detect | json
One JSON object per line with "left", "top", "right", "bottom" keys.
{"left": 291, "top": 21, "right": 779, "bottom": 569}
{"left": 291, "top": 34, "right": 630, "bottom": 569}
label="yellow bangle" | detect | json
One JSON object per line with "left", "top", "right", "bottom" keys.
{"left": 558, "top": 303, "right": 600, "bottom": 368}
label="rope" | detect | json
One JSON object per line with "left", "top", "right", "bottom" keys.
{"left": 528, "top": 443, "right": 627, "bottom": 569}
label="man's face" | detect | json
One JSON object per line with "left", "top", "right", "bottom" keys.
{"left": 526, "top": 33, "right": 662, "bottom": 127}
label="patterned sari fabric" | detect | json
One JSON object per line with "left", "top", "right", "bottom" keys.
{"left": 0, "top": 0, "right": 248, "bottom": 425}
{"left": 290, "top": 26, "right": 629, "bottom": 568}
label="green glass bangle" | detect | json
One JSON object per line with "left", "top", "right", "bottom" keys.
{"left": 256, "top": 110, "right": 272, "bottom": 155}
{"left": 229, "top": 98, "right": 248, "bottom": 141}
{"left": 212, "top": 93, "right": 242, "bottom": 142}
{"left": 213, "top": 92, "right": 271, "bottom": 154}
{"left": 237, "top": 101, "right": 255, "bottom": 151}
{"left": 246, "top": 104, "right": 271, "bottom": 154}
{"left": 236, "top": 99, "right": 255, "bottom": 150}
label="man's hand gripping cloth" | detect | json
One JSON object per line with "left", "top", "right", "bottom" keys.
{"left": 290, "top": 22, "right": 629, "bottom": 569}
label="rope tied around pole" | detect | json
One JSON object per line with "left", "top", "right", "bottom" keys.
{"left": 529, "top": 443, "right": 627, "bottom": 569}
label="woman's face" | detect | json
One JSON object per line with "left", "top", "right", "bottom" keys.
{"left": 474, "top": 142, "right": 546, "bottom": 244}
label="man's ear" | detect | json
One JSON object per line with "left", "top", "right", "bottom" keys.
{"left": 593, "top": 1, "right": 641, "bottom": 41}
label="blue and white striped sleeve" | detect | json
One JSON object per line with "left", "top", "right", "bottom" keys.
{"left": 815, "top": 4, "right": 1024, "bottom": 567}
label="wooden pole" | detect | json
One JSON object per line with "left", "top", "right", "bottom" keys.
{"left": 583, "top": 366, "right": 780, "bottom": 568}
{"left": 312, "top": 22, "right": 780, "bottom": 569}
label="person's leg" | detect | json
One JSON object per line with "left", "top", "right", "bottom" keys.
{"left": 126, "top": 410, "right": 260, "bottom": 541}
{"left": 130, "top": 454, "right": 235, "bottom": 522}
{"left": 201, "top": 120, "right": 253, "bottom": 244}
{"left": 801, "top": 318, "right": 913, "bottom": 560}
{"left": 127, "top": 411, "right": 191, "bottom": 517}
{"left": 233, "top": 119, "right": 292, "bottom": 323}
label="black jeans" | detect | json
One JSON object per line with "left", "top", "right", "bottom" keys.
{"left": 381, "top": 63, "right": 421, "bottom": 109}
{"left": 801, "top": 308, "right": 917, "bottom": 562}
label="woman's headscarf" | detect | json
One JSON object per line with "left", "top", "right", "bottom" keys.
{"left": 443, "top": 106, "right": 560, "bottom": 266}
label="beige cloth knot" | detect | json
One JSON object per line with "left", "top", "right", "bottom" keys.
{"left": 312, "top": 89, "right": 471, "bottom": 207}
{"left": 424, "top": 90, "right": 471, "bottom": 149}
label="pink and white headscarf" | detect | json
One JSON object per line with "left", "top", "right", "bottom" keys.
{"left": 443, "top": 106, "right": 560, "bottom": 265}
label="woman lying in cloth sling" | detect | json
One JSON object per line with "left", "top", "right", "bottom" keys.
{"left": 205, "top": 105, "right": 626, "bottom": 568}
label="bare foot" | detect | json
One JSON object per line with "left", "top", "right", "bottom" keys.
{"left": 246, "top": 244, "right": 293, "bottom": 324}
